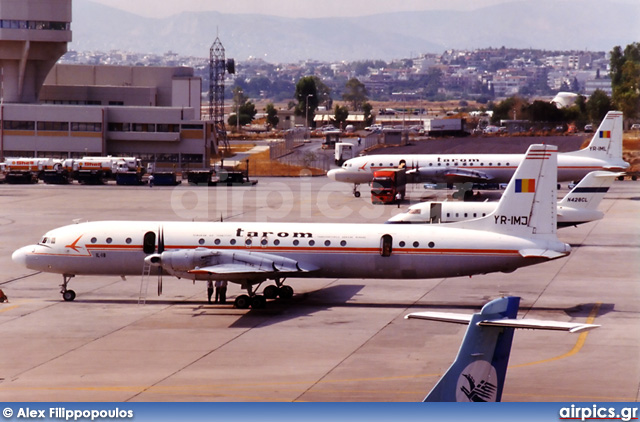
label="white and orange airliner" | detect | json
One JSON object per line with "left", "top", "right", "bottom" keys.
{"left": 13, "top": 145, "right": 569, "bottom": 309}
{"left": 328, "top": 111, "right": 628, "bottom": 197}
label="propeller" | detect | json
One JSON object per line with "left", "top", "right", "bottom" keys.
{"left": 157, "top": 226, "right": 164, "bottom": 296}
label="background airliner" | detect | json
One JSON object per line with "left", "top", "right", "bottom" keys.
{"left": 328, "top": 111, "right": 628, "bottom": 197}
{"left": 13, "top": 145, "right": 569, "bottom": 309}
{"left": 409, "top": 296, "right": 599, "bottom": 402}
{"left": 387, "top": 171, "right": 619, "bottom": 226}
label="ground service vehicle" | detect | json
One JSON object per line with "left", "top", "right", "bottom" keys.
{"left": 371, "top": 168, "right": 406, "bottom": 204}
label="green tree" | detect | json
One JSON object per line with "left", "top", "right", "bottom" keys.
{"left": 294, "top": 76, "right": 319, "bottom": 127}
{"left": 228, "top": 87, "right": 256, "bottom": 128}
{"left": 342, "top": 78, "right": 368, "bottom": 111}
{"left": 332, "top": 105, "right": 349, "bottom": 129}
{"left": 586, "top": 89, "right": 612, "bottom": 123}
{"left": 265, "top": 103, "right": 279, "bottom": 130}
{"left": 362, "top": 101, "right": 374, "bottom": 127}
{"left": 610, "top": 43, "right": 640, "bottom": 121}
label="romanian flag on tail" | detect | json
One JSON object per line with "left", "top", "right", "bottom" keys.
{"left": 515, "top": 178, "right": 535, "bottom": 193}
{"left": 600, "top": 130, "right": 611, "bottom": 138}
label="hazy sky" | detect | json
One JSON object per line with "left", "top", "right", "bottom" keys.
{"left": 82, "top": 0, "right": 528, "bottom": 18}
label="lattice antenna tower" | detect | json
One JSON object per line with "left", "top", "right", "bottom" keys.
{"left": 209, "top": 34, "right": 231, "bottom": 149}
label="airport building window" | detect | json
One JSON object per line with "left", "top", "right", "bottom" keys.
{"left": 37, "top": 121, "right": 69, "bottom": 131}
{"left": 108, "top": 122, "right": 130, "bottom": 132}
{"left": 157, "top": 124, "right": 180, "bottom": 133}
{"left": 181, "top": 124, "right": 204, "bottom": 130}
{"left": 182, "top": 154, "right": 204, "bottom": 163}
{"left": 0, "top": 20, "right": 69, "bottom": 30}
{"left": 4, "top": 120, "right": 35, "bottom": 130}
{"left": 71, "top": 122, "right": 102, "bottom": 132}
{"left": 132, "top": 123, "right": 155, "bottom": 132}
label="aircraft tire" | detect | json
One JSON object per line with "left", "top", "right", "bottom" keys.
{"left": 234, "top": 294, "right": 251, "bottom": 309}
{"left": 354, "top": 191, "right": 361, "bottom": 198}
{"left": 62, "top": 290, "right": 76, "bottom": 301}
{"left": 278, "top": 285, "right": 294, "bottom": 300}
{"left": 250, "top": 295, "right": 267, "bottom": 309}
{"left": 263, "top": 285, "right": 278, "bottom": 299}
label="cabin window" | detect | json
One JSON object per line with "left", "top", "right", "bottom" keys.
{"left": 428, "top": 242, "right": 435, "bottom": 248}
{"left": 293, "top": 240, "right": 299, "bottom": 246}
{"left": 261, "top": 239, "right": 268, "bottom": 246}
{"left": 214, "top": 239, "right": 221, "bottom": 245}
{"left": 324, "top": 240, "right": 331, "bottom": 246}
{"left": 274, "top": 239, "right": 280, "bottom": 246}
{"left": 245, "top": 239, "right": 252, "bottom": 246}
{"left": 143, "top": 231, "right": 155, "bottom": 254}
{"left": 380, "top": 234, "right": 393, "bottom": 257}
{"left": 309, "top": 240, "right": 315, "bottom": 246}
{"left": 91, "top": 237, "right": 97, "bottom": 244}
{"left": 399, "top": 241, "right": 406, "bottom": 247}
{"left": 413, "top": 241, "right": 420, "bottom": 248}
{"left": 106, "top": 237, "right": 112, "bottom": 244}
{"left": 340, "top": 240, "right": 347, "bottom": 247}
{"left": 198, "top": 238, "right": 205, "bottom": 245}
{"left": 464, "top": 213, "right": 468, "bottom": 218}
{"left": 126, "top": 238, "right": 132, "bottom": 244}
{"left": 473, "top": 213, "right": 477, "bottom": 218}
{"left": 230, "top": 239, "right": 236, "bottom": 245}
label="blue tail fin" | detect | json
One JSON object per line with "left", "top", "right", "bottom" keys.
{"left": 405, "top": 296, "right": 599, "bottom": 402}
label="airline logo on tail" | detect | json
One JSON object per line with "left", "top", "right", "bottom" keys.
{"left": 515, "top": 179, "right": 535, "bottom": 193}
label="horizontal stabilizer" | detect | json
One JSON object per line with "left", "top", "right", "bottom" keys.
{"left": 519, "top": 248, "right": 569, "bottom": 260}
{"left": 405, "top": 312, "right": 598, "bottom": 333}
{"left": 405, "top": 312, "right": 473, "bottom": 325}
{"left": 478, "top": 318, "right": 599, "bottom": 333}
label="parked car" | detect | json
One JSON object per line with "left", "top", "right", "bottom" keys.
{"left": 584, "top": 124, "right": 594, "bottom": 132}
{"left": 631, "top": 123, "right": 640, "bottom": 131}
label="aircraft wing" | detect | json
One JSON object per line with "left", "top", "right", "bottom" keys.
{"left": 408, "top": 166, "right": 494, "bottom": 184}
{"left": 188, "top": 264, "right": 274, "bottom": 276}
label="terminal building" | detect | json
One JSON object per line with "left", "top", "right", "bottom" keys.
{"left": 0, "top": 0, "right": 215, "bottom": 168}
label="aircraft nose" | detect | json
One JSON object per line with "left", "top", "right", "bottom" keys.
{"left": 12, "top": 246, "right": 31, "bottom": 267}
{"left": 327, "top": 168, "right": 344, "bottom": 182}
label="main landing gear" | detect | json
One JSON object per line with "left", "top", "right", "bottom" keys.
{"left": 233, "top": 278, "right": 294, "bottom": 310}
{"left": 353, "top": 183, "right": 361, "bottom": 198}
{"left": 60, "top": 274, "right": 76, "bottom": 301}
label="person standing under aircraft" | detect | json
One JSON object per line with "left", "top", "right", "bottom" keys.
{"left": 215, "top": 280, "right": 228, "bottom": 304}
{"left": 207, "top": 280, "right": 214, "bottom": 303}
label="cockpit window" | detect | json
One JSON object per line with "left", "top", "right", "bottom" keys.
{"left": 408, "top": 209, "right": 422, "bottom": 215}
{"left": 41, "top": 237, "right": 48, "bottom": 244}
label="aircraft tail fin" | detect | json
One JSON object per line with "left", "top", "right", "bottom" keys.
{"left": 453, "top": 144, "right": 558, "bottom": 237}
{"left": 558, "top": 171, "right": 621, "bottom": 211}
{"left": 406, "top": 296, "right": 599, "bottom": 402}
{"left": 565, "top": 111, "right": 628, "bottom": 170}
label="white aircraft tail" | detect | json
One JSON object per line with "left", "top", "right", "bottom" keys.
{"left": 453, "top": 144, "right": 558, "bottom": 238}
{"left": 406, "top": 296, "right": 599, "bottom": 402}
{"left": 565, "top": 111, "right": 627, "bottom": 170}
{"left": 558, "top": 171, "right": 620, "bottom": 211}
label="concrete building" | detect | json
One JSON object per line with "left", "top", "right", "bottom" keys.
{"left": 0, "top": 0, "right": 215, "bottom": 168}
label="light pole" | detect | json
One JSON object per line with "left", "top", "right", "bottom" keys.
{"left": 236, "top": 89, "right": 243, "bottom": 133}
{"left": 305, "top": 94, "right": 313, "bottom": 131}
